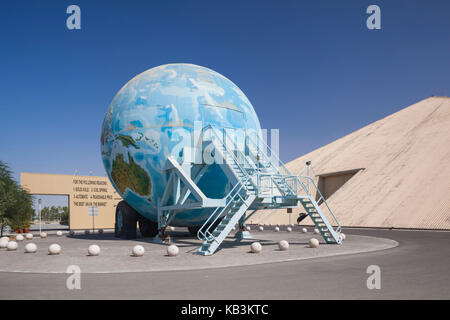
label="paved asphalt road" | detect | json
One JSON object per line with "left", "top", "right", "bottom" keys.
{"left": 1, "top": 229, "right": 449, "bottom": 299}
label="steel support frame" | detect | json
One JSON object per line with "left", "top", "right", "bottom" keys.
{"left": 155, "top": 156, "right": 225, "bottom": 239}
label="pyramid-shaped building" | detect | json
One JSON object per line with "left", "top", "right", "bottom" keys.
{"left": 251, "top": 96, "right": 450, "bottom": 230}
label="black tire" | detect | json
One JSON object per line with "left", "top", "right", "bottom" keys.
{"left": 188, "top": 226, "right": 201, "bottom": 236}
{"left": 114, "top": 201, "right": 138, "bottom": 239}
{"left": 138, "top": 215, "right": 158, "bottom": 237}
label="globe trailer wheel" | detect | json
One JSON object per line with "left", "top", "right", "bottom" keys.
{"left": 138, "top": 215, "right": 158, "bottom": 237}
{"left": 188, "top": 226, "right": 201, "bottom": 236}
{"left": 115, "top": 201, "right": 138, "bottom": 239}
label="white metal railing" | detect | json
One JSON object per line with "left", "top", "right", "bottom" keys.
{"left": 202, "top": 125, "right": 256, "bottom": 177}
{"left": 297, "top": 175, "right": 342, "bottom": 232}
{"left": 246, "top": 129, "right": 341, "bottom": 232}
{"left": 246, "top": 134, "right": 297, "bottom": 196}
{"left": 197, "top": 125, "right": 257, "bottom": 241}
{"left": 197, "top": 176, "right": 251, "bottom": 241}
{"left": 198, "top": 125, "right": 342, "bottom": 236}
{"left": 246, "top": 132, "right": 292, "bottom": 177}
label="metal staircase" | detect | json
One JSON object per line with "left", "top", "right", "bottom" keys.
{"left": 299, "top": 196, "right": 341, "bottom": 244}
{"left": 197, "top": 178, "right": 256, "bottom": 255}
{"left": 246, "top": 132, "right": 342, "bottom": 244}
{"left": 193, "top": 125, "right": 342, "bottom": 255}
{"left": 196, "top": 127, "right": 258, "bottom": 255}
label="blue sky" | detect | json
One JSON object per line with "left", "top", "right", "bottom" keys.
{"left": 1, "top": 0, "right": 449, "bottom": 192}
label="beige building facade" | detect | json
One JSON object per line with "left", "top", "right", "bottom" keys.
{"left": 250, "top": 96, "right": 450, "bottom": 230}
{"left": 21, "top": 173, "right": 122, "bottom": 230}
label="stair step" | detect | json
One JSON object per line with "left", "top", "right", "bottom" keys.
{"left": 197, "top": 193, "right": 257, "bottom": 255}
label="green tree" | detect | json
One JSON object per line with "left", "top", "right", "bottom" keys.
{"left": 0, "top": 160, "right": 34, "bottom": 236}
{"left": 39, "top": 205, "right": 68, "bottom": 224}
{"left": 50, "top": 206, "right": 59, "bottom": 221}
{"left": 0, "top": 161, "right": 16, "bottom": 236}
{"left": 40, "top": 206, "right": 50, "bottom": 221}
{"left": 60, "top": 206, "right": 69, "bottom": 224}
{"left": 7, "top": 188, "right": 34, "bottom": 231}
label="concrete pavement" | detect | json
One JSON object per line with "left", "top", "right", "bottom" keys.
{"left": 0, "top": 229, "right": 449, "bottom": 299}
{"left": 0, "top": 227, "right": 396, "bottom": 273}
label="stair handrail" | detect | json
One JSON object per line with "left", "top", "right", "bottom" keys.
{"left": 197, "top": 175, "right": 251, "bottom": 241}
{"left": 200, "top": 125, "right": 342, "bottom": 237}
{"left": 297, "top": 174, "right": 342, "bottom": 233}
{"left": 246, "top": 132, "right": 293, "bottom": 177}
{"left": 246, "top": 133, "right": 297, "bottom": 195}
{"left": 246, "top": 132, "right": 342, "bottom": 234}
{"left": 202, "top": 124, "right": 257, "bottom": 175}
{"left": 247, "top": 133, "right": 341, "bottom": 234}
{"left": 198, "top": 125, "right": 257, "bottom": 242}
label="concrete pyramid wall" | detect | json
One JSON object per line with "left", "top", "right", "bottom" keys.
{"left": 251, "top": 97, "right": 450, "bottom": 230}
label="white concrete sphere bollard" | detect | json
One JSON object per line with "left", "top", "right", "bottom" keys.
{"left": 278, "top": 240, "right": 289, "bottom": 251}
{"left": 69, "top": 230, "right": 75, "bottom": 236}
{"left": 245, "top": 226, "right": 251, "bottom": 231}
{"left": 314, "top": 228, "right": 320, "bottom": 235}
{"left": 84, "top": 230, "right": 90, "bottom": 235}
{"left": 132, "top": 245, "right": 145, "bottom": 257}
{"left": 25, "top": 243, "right": 37, "bottom": 253}
{"left": 340, "top": 233, "right": 346, "bottom": 241}
{"left": 16, "top": 234, "right": 24, "bottom": 241}
{"left": 274, "top": 226, "right": 280, "bottom": 232}
{"left": 287, "top": 226, "right": 292, "bottom": 232}
{"left": 0, "top": 239, "right": 9, "bottom": 248}
{"left": 88, "top": 244, "right": 101, "bottom": 256}
{"left": 40, "top": 232, "right": 47, "bottom": 238}
{"left": 258, "top": 226, "right": 264, "bottom": 231}
{"left": 167, "top": 244, "right": 179, "bottom": 257}
{"left": 309, "top": 238, "right": 320, "bottom": 248}
{"left": 26, "top": 233, "right": 33, "bottom": 240}
{"left": 232, "top": 226, "right": 236, "bottom": 231}
{"left": 56, "top": 230, "right": 63, "bottom": 237}
{"left": 302, "top": 227, "right": 308, "bottom": 233}
{"left": 250, "top": 242, "right": 262, "bottom": 253}
{"left": 7, "top": 241, "right": 18, "bottom": 251}
{"left": 48, "top": 244, "right": 61, "bottom": 255}
{"left": 1, "top": 236, "right": 9, "bottom": 242}
{"left": 98, "top": 229, "right": 104, "bottom": 234}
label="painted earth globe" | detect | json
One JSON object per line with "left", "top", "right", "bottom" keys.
{"left": 101, "top": 63, "right": 261, "bottom": 226}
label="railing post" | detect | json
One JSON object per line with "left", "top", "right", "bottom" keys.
{"left": 306, "top": 161, "right": 311, "bottom": 195}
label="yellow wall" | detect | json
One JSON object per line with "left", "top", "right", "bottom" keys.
{"left": 20, "top": 172, "right": 122, "bottom": 230}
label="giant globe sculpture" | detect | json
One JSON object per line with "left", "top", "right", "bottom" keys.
{"left": 101, "top": 63, "right": 261, "bottom": 236}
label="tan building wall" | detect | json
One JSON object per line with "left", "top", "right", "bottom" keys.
{"left": 250, "top": 96, "right": 450, "bottom": 230}
{"left": 20, "top": 173, "right": 122, "bottom": 230}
